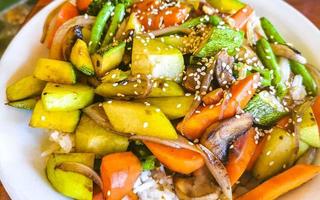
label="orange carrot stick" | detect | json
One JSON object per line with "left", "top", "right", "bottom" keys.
{"left": 144, "top": 141, "right": 205, "bottom": 174}
{"left": 226, "top": 128, "right": 257, "bottom": 185}
{"left": 77, "top": 0, "right": 93, "bottom": 11}
{"left": 101, "top": 152, "right": 141, "bottom": 200}
{"left": 246, "top": 136, "right": 267, "bottom": 171}
{"left": 231, "top": 5, "right": 254, "bottom": 30}
{"left": 178, "top": 73, "right": 260, "bottom": 140}
{"left": 276, "top": 115, "right": 290, "bottom": 130}
{"left": 237, "top": 164, "right": 320, "bottom": 200}
{"left": 45, "top": 2, "right": 79, "bottom": 48}
{"left": 202, "top": 88, "right": 224, "bottom": 105}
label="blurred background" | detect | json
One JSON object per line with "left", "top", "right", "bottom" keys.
{"left": 0, "top": 0, "right": 319, "bottom": 199}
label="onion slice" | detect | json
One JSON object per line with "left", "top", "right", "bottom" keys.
{"left": 197, "top": 144, "right": 232, "bottom": 200}
{"left": 130, "top": 135, "right": 201, "bottom": 153}
{"left": 57, "top": 162, "right": 104, "bottom": 191}
{"left": 50, "top": 16, "right": 96, "bottom": 60}
{"left": 270, "top": 43, "right": 307, "bottom": 65}
{"left": 83, "top": 103, "right": 130, "bottom": 137}
{"left": 296, "top": 148, "right": 318, "bottom": 165}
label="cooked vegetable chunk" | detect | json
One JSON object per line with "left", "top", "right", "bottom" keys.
{"left": 30, "top": 101, "right": 80, "bottom": 133}
{"left": 207, "top": 0, "right": 245, "bottom": 14}
{"left": 7, "top": 98, "right": 38, "bottom": 110}
{"left": 253, "top": 127, "right": 296, "bottom": 180}
{"left": 46, "top": 153, "right": 95, "bottom": 200}
{"left": 149, "top": 80, "right": 185, "bottom": 97}
{"left": 132, "top": 36, "right": 185, "bottom": 81}
{"left": 100, "top": 152, "right": 141, "bottom": 199}
{"left": 75, "top": 115, "right": 129, "bottom": 157}
{"left": 42, "top": 83, "right": 94, "bottom": 111}
{"left": 136, "top": 96, "right": 193, "bottom": 120}
{"left": 101, "top": 69, "right": 130, "bottom": 83}
{"left": 296, "top": 105, "right": 320, "bottom": 147}
{"left": 91, "top": 42, "right": 126, "bottom": 77}
{"left": 245, "top": 91, "right": 288, "bottom": 126}
{"left": 103, "top": 101, "right": 178, "bottom": 139}
{"left": 95, "top": 79, "right": 185, "bottom": 98}
{"left": 34, "top": 58, "right": 76, "bottom": 84}
{"left": 194, "top": 26, "right": 244, "bottom": 57}
{"left": 70, "top": 39, "right": 95, "bottom": 76}
{"left": 6, "top": 75, "right": 46, "bottom": 101}
{"left": 95, "top": 79, "right": 150, "bottom": 98}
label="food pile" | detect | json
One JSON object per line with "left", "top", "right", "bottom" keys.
{"left": 5, "top": 0, "right": 320, "bottom": 199}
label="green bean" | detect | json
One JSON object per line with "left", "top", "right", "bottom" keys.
{"left": 290, "top": 60, "right": 318, "bottom": 96}
{"left": 180, "top": 15, "right": 222, "bottom": 28}
{"left": 261, "top": 17, "right": 318, "bottom": 96}
{"left": 102, "top": 3, "right": 126, "bottom": 47}
{"left": 260, "top": 17, "right": 286, "bottom": 44}
{"left": 256, "top": 38, "right": 287, "bottom": 98}
{"left": 89, "top": 2, "right": 114, "bottom": 53}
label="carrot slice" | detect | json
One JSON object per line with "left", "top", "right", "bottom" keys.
{"left": 77, "top": 0, "right": 93, "bottom": 11}
{"left": 45, "top": 2, "right": 79, "bottom": 48}
{"left": 237, "top": 164, "right": 320, "bottom": 200}
{"left": 276, "top": 115, "right": 290, "bottom": 130}
{"left": 202, "top": 88, "right": 224, "bottom": 105}
{"left": 144, "top": 141, "right": 205, "bottom": 174}
{"left": 246, "top": 136, "right": 267, "bottom": 171}
{"left": 101, "top": 152, "right": 141, "bottom": 200}
{"left": 226, "top": 128, "right": 257, "bottom": 185}
{"left": 178, "top": 73, "right": 260, "bottom": 140}
{"left": 231, "top": 5, "right": 254, "bottom": 30}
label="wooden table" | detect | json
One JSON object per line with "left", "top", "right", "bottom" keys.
{"left": 0, "top": 0, "right": 319, "bottom": 199}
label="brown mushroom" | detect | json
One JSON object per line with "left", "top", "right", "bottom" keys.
{"left": 174, "top": 166, "right": 221, "bottom": 200}
{"left": 215, "top": 51, "right": 235, "bottom": 89}
{"left": 201, "top": 113, "right": 253, "bottom": 162}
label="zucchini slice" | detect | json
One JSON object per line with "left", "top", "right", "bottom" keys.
{"left": 245, "top": 91, "right": 288, "bottom": 126}
{"left": 46, "top": 153, "right": 94, "bottom": 200}
{"left": 75, "top": 115, "right": 129, "bottom": 157}
{"left": 42, "top": 83, "right": 94, "bottom": 111}
{"left": 103, "top": 100, "right": 178, "bottom": 140}
{"left": 7, "top": 98, "right": 38, "bottom": 110}
{"left": 6, "top": 75, "right": 45, "bottom": 101}
{"left": 70, "top": 39, "right": 95, "bottom": 76}
{"left": 91, "top": 42, "right": 126, "bottom": 77}
{"left": 34, "top": 58, "right": 76, "bottom": 84}
{"left": 30, "top": 101, "right": 80, "bottom": 133}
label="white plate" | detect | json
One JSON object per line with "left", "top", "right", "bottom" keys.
{"left": 0, "top": 0, "right": 319, "bottom": 199}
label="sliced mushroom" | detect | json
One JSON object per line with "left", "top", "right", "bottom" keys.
{"left": 174, "top": 167, "right": 221, "bottom": 200}
{"left": 215, "top": 51, "right": 235, "bottom": 89}
{"left": 200, "top": 113, "right": 253, "bottom": 162}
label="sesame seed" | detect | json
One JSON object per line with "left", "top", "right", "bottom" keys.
{"left": 41, "top": 116, "right": 46, "bottom": 121}
{"left": 266, "top": 151, "right": 271, "bottom": 156}
{"left": 269, "top": 161, "right": 274, "bottom": 166}
{"left": 176, "top": 104, "right": 182, "bottom": 108}
{"left": 143, "top": 122, "right": 149, "bottom": 128}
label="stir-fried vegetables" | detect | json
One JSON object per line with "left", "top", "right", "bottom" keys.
{"left": 6, "top": 0, "right": 320, "bottom": 199}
